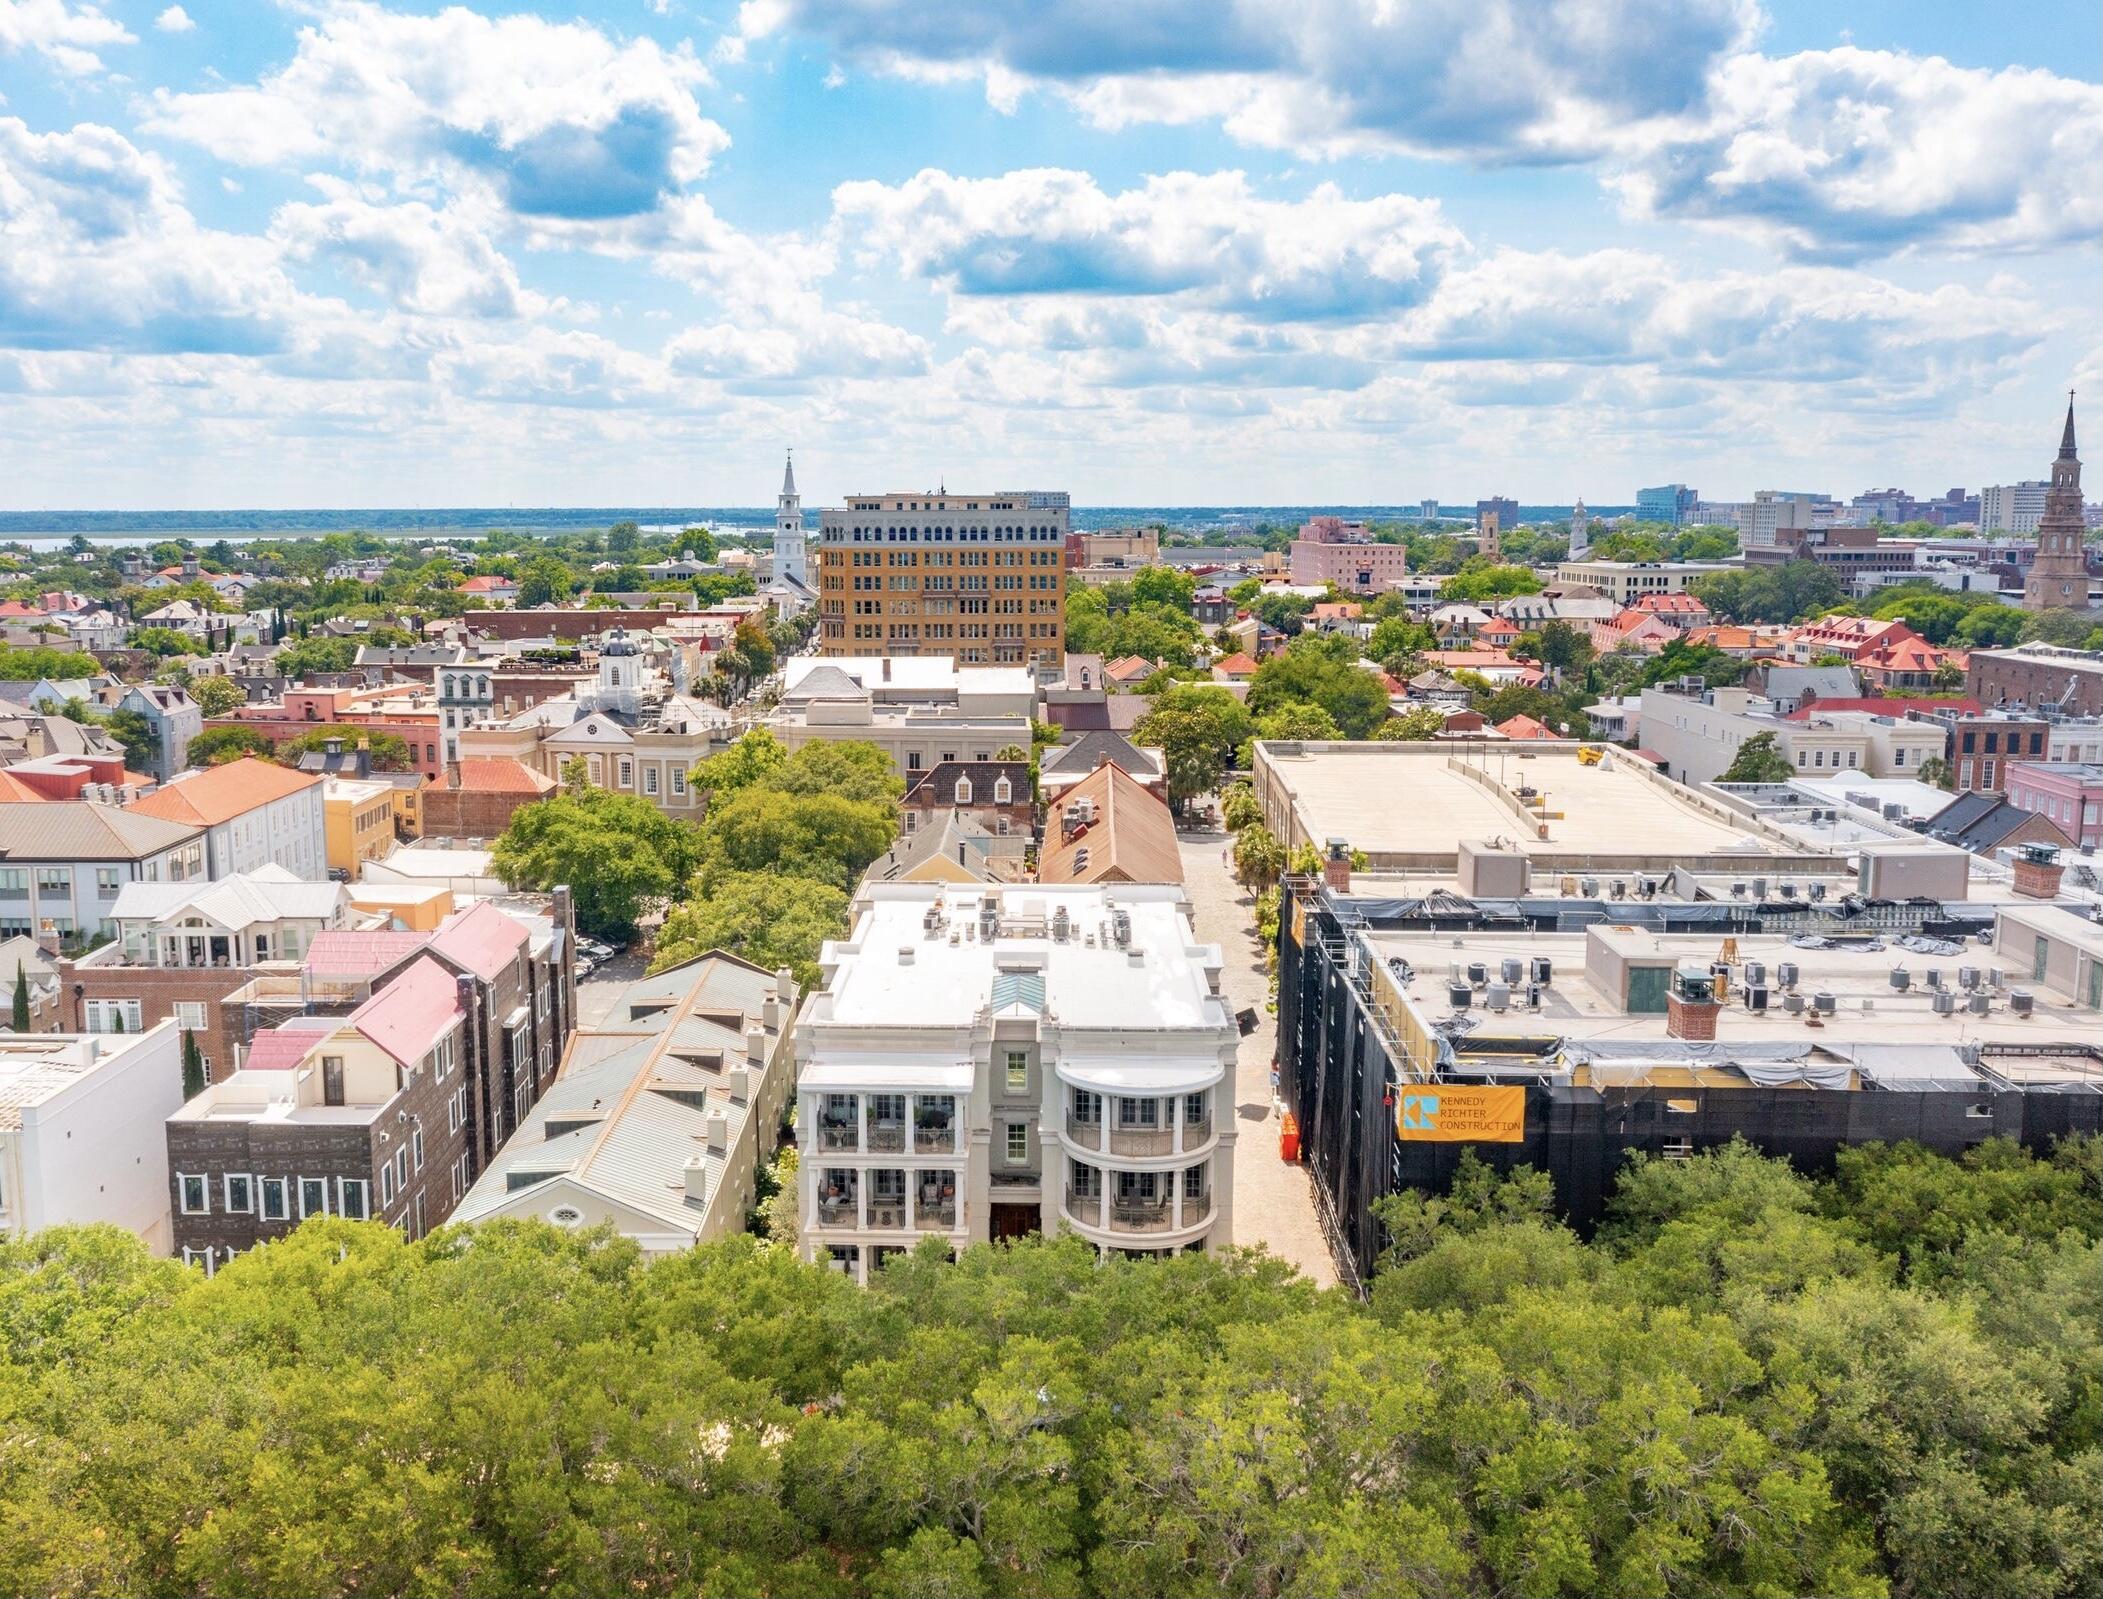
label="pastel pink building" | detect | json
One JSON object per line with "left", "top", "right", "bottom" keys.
{"left": 2006, "top": 761, "right": 2103, "bottom": 848}
{"left": 1288, "top": 518, "right": 1410, "bottom": 592}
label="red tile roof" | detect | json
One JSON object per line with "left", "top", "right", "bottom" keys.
{"left": 1632, "top": 591, "right": 1709, "bottom": 613}
{"left": 304, "top": 928, "right": 432, "bottom": 981}
{"left": 454, "top": 757, "right": 554, "bottom": 795}
{"left": 428, "top": 899, "right": 527, "bottom": 982}
{"left": 1495, "top": 713, "right": 1561, "bottom": 740}
{"left": 350, "top": 955, "right": 465, "bottom": 1067}
{"left": 1212, "top": 652, "right": 1259, "bottom": 676}
{"left": 125, "top": 757, "right": 320, "bottom": 826}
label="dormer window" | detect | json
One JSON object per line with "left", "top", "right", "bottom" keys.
{"left": 955, "top": 777, "right": 973, "bottom": 804}
{"left": 994, "top": 776, "right": 1012, "bottom": 803}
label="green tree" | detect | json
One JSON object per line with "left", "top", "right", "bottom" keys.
{"left": 652, "top": 871, "right": 848, "bottom": 990}
{"left": 282, "top": 728, "right": 415, "bottom": 771}
{"left": 689, "top": 727, "right": 789, "bottom": 801}
{"left": 1438, "top": 558, "right": 1544, "bottom": 603}
{"left": 1128, "top": 565, "right": 1196, "bottom": 610}
{"left": 1134, "top": 687, "right": 1253, "bottom": 812}
{"left": 1247, "top": 635, "right": 1391, "bottom": 738}
{"left": 516, "top": 555, "right": 574, "bottom": 609}
{"left": 185, "top": 726, "right": 279, "bottom": 766}
{"left": 494, "top": 789, "right": 701, "bottom": 941}
{"left": 275, "top": 636, "right": 360, "bottom": 679}
{"left": 1375, "top": 705, "right": 1447, "bottom": 741}
{"left": 9, "top": 961, "right": 27, "bottom": 1032}
{"left": 1220, "top": 782, "right": 1262, "bottom": 832}
{"left": 180, "top": 1030, "right": 206, "bottom": 1100}
{"left": 187, "top": 675, "right": 249, "bottom": 717}
{"left": 104, "top": 708, "right": 158, "bottom": 771}
{"left": 1917, "top": 754, "right": 1953, "bottom": 791}
{"left": 1231, "top": 823, "right": 1287, "bottom": 892}
{"left": 1721, "top": 731, "right": 1796, "bottom": 783}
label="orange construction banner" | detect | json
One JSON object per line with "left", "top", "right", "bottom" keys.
{"left": 1395, "top": 1085, "right": 1526, "bottom": 1142}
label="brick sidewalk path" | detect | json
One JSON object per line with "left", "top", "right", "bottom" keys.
{"left": 1178, "top": 826, "right": 1339, "bottom": 1288}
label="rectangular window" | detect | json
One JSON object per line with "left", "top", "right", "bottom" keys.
{"left": 617, "top": 758, "right": 633, "bottom": 788}
{"left": 394, "top": 1147, "right": 408, "bottom": 1192}
{"left": 177, "top": 1173, "right": 208, "bottom": 1215}
{"left": 174, "top": 1001, "right": 207, "bottom": 1031}
{"left": 95, "top": 867, "right": 122, "bottom": 893}
{"left": 411, "top": 1125, "right": 424, "bottom": 1171}
{"left": 1005, "top": 1123, "right": 1029, "bottom": 1162}
{"left": 259, "top": 1176, "right": 288, "bottom": 1223}
{"left": 643, "top": 765, "right": 659, "bottom": 795}
{"left": 1118, "top": 1097, "right": 1160, "bottom": 1128}
{"left": 338, "top": 1178, "right": 370, "bottom": 1221}
{"left": 36, "top": 867, "right": 69, "bottom": 893}
{"left": 1184, "top": 1093, "right": 1207, "bottom": 1125}
{"left": 1182, "top": 1165, "right": 1205, "bottom": 1200}
{"left": 670, "top": 767, "right": 685, "bottom": 796}
{"left": 451, "top": 1156, "right": 468, "bottom": 1202}
{"left": 0, "top": 868, "right": 24, "bottom": 893}
{"left": 223, "top": 1173, "right": 253, "bottom": 1214}
{"left": 299, "top": 1176, "right": 329, "bottom": 1218}
{"left": 1071, "top": 1088, "right": 1101, "bottom": 1124}
{"left": 1004, "top": 1050, "right": 1028, "bottom": 1092}
{"left": 379, "top": 1162, "right": 395, "bottom": 1207}
{"left": 85, "top": 998, "right": 144, "bottom": 1033}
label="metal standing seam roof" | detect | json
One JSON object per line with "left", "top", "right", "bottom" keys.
{"left": 107, "top": 866, "right": 345, "bottom": 928}
{"left": 0, "top": 801, "right": 202, "bottom": 861}
{"left": 349, "top": 956, "right": 465, "bottom": 1067}
{"left": 454, "top": 953, "right": 782, "bottom": 1235}
{"left": 125, "top": 757, "right": 322, "bottom": 827}
{"left": 427, "top": 899, "right": 529, "bottom": 981}
{"left": 303, "top": 928, "right": 434, "bottom": 981}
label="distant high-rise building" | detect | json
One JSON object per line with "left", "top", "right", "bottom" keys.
{"left": 816, "top": 488, "right": 1069, "bottom": 669}
{"left": 1635, "top": 484, "right": 1699, "bottom": 527}
{"left": 1419, "top": 499, "right": 1440, "bottom": 522}
{"left": 1982, "top": 480, "right": 2051, "bottom": 534}
{"left": 1476, "top": 508, "right": 1503, "bottom": 561}
{"left": 775, "top": 451, "right": 807, "bottom": 585}
{"left": 1568, "top": 497, "right": 1591, "bottom": 558}
{"left": 1475, "top": 496, "right": 1519, "bottom": 532}
{"left": 1736, "top": 490, "right": 1829, "bottom": 548}
{"left": 2023, "top": 399, "right": 2089, "bottom": 613}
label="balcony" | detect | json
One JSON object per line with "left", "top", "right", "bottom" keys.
{"left": 815, "top": 1194, "right": 859, "bottom": 1227}
{"left": 865, "top": 1199, "right": 909, "bottom": 1230}
{"left": 1181, "top": 1191, "right": 1213, "bottom": 1225}
{"left": 816, "top": 1123, "right": 859, "bottom": 1152}
{"left": 1180, "top": 1116, "right": 1214, "bottom": 1146}
{"left": 913, "top": 1120, "right": 957, "bottom": 1154}
{"left": 1106, "top": 1125, "right": 1174, "bottom": 1158}
{"left": 1065, "top": 1188, "right": 1102, "bottom": 1227}
{"left": 1064, "top": 1114, "right": 1104, "bottom": 1150}
{"left": 1111, "top": 1201, "right": 1174, "bottom": 1233}
{"left": 866, "top": 1122, "right": 907, "bottom": 1154}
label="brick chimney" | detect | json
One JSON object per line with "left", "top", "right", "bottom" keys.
{"left": 1665, "top": 970, "right": 1722, "bottom": 1041}
{"left": 2012, "top": 843, "right": 2064, "bottom": 900}
{"left": 1323, "top": 838, "right": 1352, "bottom": 893}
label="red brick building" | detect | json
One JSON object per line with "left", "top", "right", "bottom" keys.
{"left": 422, "top": 758, "right": 556, "bottom": 839}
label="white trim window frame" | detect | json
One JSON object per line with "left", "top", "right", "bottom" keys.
{"left": 298, "top": 1175, "right": 330, "bottom": 1218}
{"left": 177, "top": 1172, "right": 209, "bottom": 1215}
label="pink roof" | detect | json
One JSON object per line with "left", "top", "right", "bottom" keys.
{"left": 428, "top": 899, "right": 528, "bottom": 982}
{"left": 1495, "top": 714, "right": 1560, "bottom": 740}
{"left": 305, "top": 928, "right": 431, "bottom": 981}
{"left": 455, "top": 757, "right": 554, "bottom": 795}
{"left": 1632, "top": 591, "right": 1708, "bottom": 613}
{"left": 350, "top": 956, "right": 464, "bottom": 1067}
{"left": 246, "top": 1018, "right": 336, "bottom": 1071}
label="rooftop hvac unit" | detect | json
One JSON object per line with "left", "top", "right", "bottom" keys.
{"left": 1580, "top": 876, "right": 1599, "bottom": 896}
{"left": 1809, "top": 882, "right": 1827, "bottom": 902}
{"left": 1467, "top": 962, "right": 1487, "bottom": 986}
{"left": 1959, "top": 965, "right": 1981, "bottom": 990}
{"left": 1933, "top": 990, "right": 1956, "bottom": 1016}
{"left": 1967, "top": 991, "right": 1990, "bottom": 1015}
{"left": 1110, "top": 909, "right": 1132, "bottom": 947}
{"left": 1744, "top": 960, "right": 1766, "bottom": 987}
{"left": 1529, "top": 956, "right": 1553, "bottom": 986}
{"left": 2010, "top": 989, "right": 2035, "bottom": 1016}
{"left": 1988, "top": 968, "right": 2004, "bottom": 990}
{"left": 1447, "top": 982, "right": 1472, "bottom": 1010}
{"left": 1524, "top": 983, "right": 1543, "bottom": 1008}
{"left": 1730, "top": 880, "right": 1747, "bottom": 899}
{"left": 1883, "top": 802, "right": 1905, "bottom": 820}
{"left": 1752, "top": 877, "right": 1769, "bottom": 899}
{"left": 1051, "top": 906, "right": 1070, "bottom": 942}
{"left": 1890, "top": 967, "right": 1911, "bottom": 991}
{"left": 1813, "top": 991, "right": 1837, "bottom": 1014}
{"left": 1783, "top": 991, "right": 1805, "bottom": 1014}
{"left": 1486, "top": 982, "right": 1510, "bottom": 1012}
{"left": 1745, "top": 985, "right": 1769, "bottom": 1012}
{"left": 1500, "top": 957, "right": 1524, "bottom": 985}
{"left": 1777, "top": 961, "right": 1799, "bottom": 989}
{"left": 1610, "top": 879, "right": 1627, "bottom": 900}
{"left": 1779, "top": 881, "right": 1798, "bottom": 900}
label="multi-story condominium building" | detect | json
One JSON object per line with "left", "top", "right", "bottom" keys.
{"left": 1551, "top": 560, "right": 1735, "bottom": 605}
{"left": 116, "top": 682, "right": 201, "bottom": 779}
{"left": 58, "top": 868, "right": 355, "bottom": 1081}
{"left": 2005, "top": 761, "right": 2103, "bottom": 849}
{"left": 771, "top": 657, "right": 1032, "bottom": 783}
{"left": 1288, "top": 517, "right": 1412, "bottom": 593}
{"left": 165, "top": 956, "right": 472, "bottom": 1270}
{"left": 0, "top": 803, "right": 206, "bottom": 942}
{"left": 1639, "top": 685, "right": 1946, "bottom": 786}
{"left": 1982, "top": 480, "right": 2050, "bottom": 534}
{"left": 456, "top": 952, "right": 797, "bottom": 1253}
{"left": 816, "top": 488, "right": 1069, "bottom": 670}
{"left": 1064, "top": 528, "right": 1159, "bottom": 569}
{"left": 795, "top": 883, "right": 1237, "bottom": 1283}
{"left": 125, "top": 757, "right": 328, "bottom": 880}
{"left": 1635, "top": 484, "right": 1699, "bottom": 527}
{"left": 0, "top": 1025, "right": 186, "bottom": 1250}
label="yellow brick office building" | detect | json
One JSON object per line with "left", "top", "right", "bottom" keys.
{"left": 817, "top": 489, "right": 1068, "bottom": 670}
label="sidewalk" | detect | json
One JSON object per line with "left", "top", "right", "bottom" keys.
{"left": 1178, "top": 826, "right": 1338, "bottom": 1288}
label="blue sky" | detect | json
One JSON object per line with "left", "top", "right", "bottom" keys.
{"left": 0, "top": 0, "right": 2096, "bottom": 509}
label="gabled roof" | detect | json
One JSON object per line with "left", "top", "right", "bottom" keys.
{"left": 350, "top": 955, "right": 465, "bottom": 1066}
{"left": 454, "top": 757, "right": 554, "bottom": 796}
{"left": 125, "top": 757, "right": 319, "bottom": 826}
{"left": 1212, "top": 652, "right": 1259, "bottom": 676}
{"left": 305, "top": 928, "right": 433, "bottom": 982}
{"left": 1103, "top": 655, "right": 1157, "bottom": 682}
{"left": 428, "top": 899, "right": 528, "bottom": 982}
{"left": 245, "top": 1017, "right": 338, "bottom": 1071}
{"left": 107, "top": 866, "right": 344, "bottom": 929}
{"left": 1042, "top": 728, "right": 1151, "bottom": 776}
{"left": 1494, "top": 714, "right": 1561, "bottom": 741}
{"left": 1038, "top": 763, "right": 1183, "bottom": 885}
{"left": 873, "top": 810, "right": 1003, "bottom": 883}
{"left": 905, "top": 760, "right": 1028, "bottom": 806}
{"left": 0, "top": 801, "right": 201, "bottom": 861}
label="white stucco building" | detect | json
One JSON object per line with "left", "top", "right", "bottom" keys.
{"left": 0, "top": 1025, "right": 185, "bottom": 1251}
{"left": 124, "top": 756, "right": 329, "bottom": 880}
{"left": 795, "top": 883, "right": 1238, "bottom": 1283}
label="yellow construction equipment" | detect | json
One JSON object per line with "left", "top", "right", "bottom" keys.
{"left": 1575, "top": 745, "right": 1604, "bottom": 766}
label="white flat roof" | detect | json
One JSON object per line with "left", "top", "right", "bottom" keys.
{"left": 817, "top": 885, "right": 1228, "bottom": 1034}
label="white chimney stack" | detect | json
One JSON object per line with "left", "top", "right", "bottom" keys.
{"left": 725, "top": 1064, "right": 751, "bottom": 1103}
{"left": 705, "top": 1111, "right": 728, "bottom": 1151}
{"left": 682, "top": 1155, "right": 708, "bottom": 1203}
{"left": 744, "top": 1022, "right": 767, "bottom": 1067}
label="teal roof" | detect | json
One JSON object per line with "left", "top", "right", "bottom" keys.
{"left": 989, "top": 971, "right": 1045, "bottom": 1013}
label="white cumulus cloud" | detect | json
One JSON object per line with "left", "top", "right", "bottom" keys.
{"left": 0, "top": 0, "right": 134, "bottom": 75}
{"left": 153, "top": 5, "right": 194, "bottom": 33}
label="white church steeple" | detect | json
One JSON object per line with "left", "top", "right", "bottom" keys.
{"left": 775, "top": 450, "right": 807, "bottom": 585}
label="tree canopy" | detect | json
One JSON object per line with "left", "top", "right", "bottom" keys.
{"left": 1, "top": 1134, "right": 2092, "bottom": 1598}
{"left": 1246, "top": 634, "right": 1391, "bottom": 738}
{"left": 493, "top": 783, "right": 703, "bottom": 941}
{"left": 1721, "top": 731, "right": 1795, "bottom": 783}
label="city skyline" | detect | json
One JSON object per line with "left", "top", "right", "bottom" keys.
{"left": 1, "top": 0, "right": 2098, "bottom": 509}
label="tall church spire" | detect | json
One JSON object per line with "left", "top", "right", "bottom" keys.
{"left": 781, "top": 449, "right": 797, "bottom": 499}
{"left": 2023, "top": 393, "right": 2088, "bottom": 613}
{"left": 2061, "top": 393, "right": 2078, "bottom": 460}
